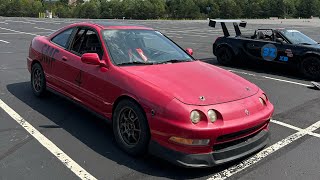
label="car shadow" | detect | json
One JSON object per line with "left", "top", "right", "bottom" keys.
{"left": 201, "top": 57, "right": 311, "bottom": 82}
{"left": 7, "top": 82, "right": 245, "bottom": 179}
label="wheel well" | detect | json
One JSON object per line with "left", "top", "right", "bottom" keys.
{"left": 31, "top": 60, "right": 41, "bottom": 70}
{"left": 112, "top": 95, "right": 147, "bottom": 119}
{"left": 302, "top": 53, "right": 320, "bottom": 61}
{"left": 216, "top": 44, "right": 235, "bottom": 55}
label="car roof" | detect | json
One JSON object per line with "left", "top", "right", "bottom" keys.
{"left": 72, "top": 21, "right": 153, "bottom": 30}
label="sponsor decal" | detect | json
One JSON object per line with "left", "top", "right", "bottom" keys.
{"left": 41, "top": 44, "right": 59, "bottom": 67}
{"left": 285, "top": 49, "right": 293, "bottom": 57}
{"left": 279, "top": 56, "right": 289, "bottom": 62}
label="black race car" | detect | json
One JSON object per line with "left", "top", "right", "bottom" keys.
{"left": 210, "top": 19, "right": 320, "bottom": 80}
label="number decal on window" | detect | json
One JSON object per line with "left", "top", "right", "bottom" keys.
{"left": 261, "top": 44, "right": 278, "bottom": 61}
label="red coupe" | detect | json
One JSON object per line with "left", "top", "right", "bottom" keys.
{"left": 27, "top": 22, "right": 274, "bottom": 167}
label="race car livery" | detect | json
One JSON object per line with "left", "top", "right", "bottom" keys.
{"left": 27, "top": 22, "right": 274, "bottom": 167}
{"left": 210, "top": 19, "right": 320, "bottom": 80}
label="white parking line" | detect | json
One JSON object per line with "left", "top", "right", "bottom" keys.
{"left": 262, "top": 76, "right": 311, "bottom": 87}
{"left": 0, "top": 32, "right": 47, "bottom": 35}
{"left": 0, "top": 52, "right": 13, "bottom": 54}
{"left": 207, "top": 120, "right": 320, "bottom": 180}
{"left": 0, "top": 39, "right": 9, "bottom": 44}
{"left": 34, "top": 27, "right": 56, "bottom": 31}
{"left": 0, "top": 27, "right": 38, "bottom": 36}
{"left": 24, "top": 19, "right": 61, "bottom": 25}
{"left": 271, "top": 119, "right": 320, "bottom": 138}
{"left": 5, "top": 20, "right": 36, "bottom": 24}
{"left": 229, "top": 70, "right": 312, "bottom": 87}
{"left": 0, "top": 99, "right": 97, "bottom": 180}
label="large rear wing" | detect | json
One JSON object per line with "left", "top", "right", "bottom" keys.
{"left": 209, "top": 19, "right": 247, "bottom": 37}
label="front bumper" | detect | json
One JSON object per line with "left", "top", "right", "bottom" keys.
{"left": 149, "top": 130, "right": 269, "bottom": 168}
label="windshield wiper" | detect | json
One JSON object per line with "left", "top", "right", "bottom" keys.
{"left": 156, "top": 59, "right": 191, "bottom": 64}
{"left": 117, "top": 61, "right": 155, "bottom": 66}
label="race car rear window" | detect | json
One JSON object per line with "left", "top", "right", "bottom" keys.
{"left": 51, "top": 28, "right": 73, "bottom": 48}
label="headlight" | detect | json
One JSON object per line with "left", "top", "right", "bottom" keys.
{"left": 208, "top": 109, "right": 217, "bottom": 123}
{"left": 190, "top": 110, "right": 201, "bottom": 124}
{"left": 259, "top": 94, "right": 268, "bottom": 106}
{"left": 261, "top": 94, "right": 268, "bottom": 102}
{"left": 259, "top": 97, "right": 265, "bottom": 105}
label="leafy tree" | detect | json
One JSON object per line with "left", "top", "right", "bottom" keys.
{"left": 0, "top": 0, "right": 319, "bottom": 20}
{"left": 243, "top": 0, "right": 263, "bottom": 18}
{"left": 0, "top": 0, "right": 9, "bottom": 16}
{"left": 218, "top": 0, "right": 242, "bottom": 18}
{"left": 31, "top": 0, "right": 44, "bottom": 17}
{"left": 75, "top": 0, "right": 100, "bottom": 19}
{"left": 167, "top": 0, "right": 201, "bottom": 19}
{"left": 296, "top": 0, "right": 320, "bottom": 18}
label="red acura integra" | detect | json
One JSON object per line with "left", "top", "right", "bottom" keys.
{"left": 27, "top": 22, "right": 274, "bottom": 167}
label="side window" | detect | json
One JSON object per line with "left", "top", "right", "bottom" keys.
{"left": 51, "top": 28, "right": 73, "bottom": 48}
{"left": 70, "top": 28, "right": 103, "bottom": 59}
{"left": 71, "top": 29, "right": 86, "bottom": 53}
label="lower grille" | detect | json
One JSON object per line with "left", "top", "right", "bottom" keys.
{"left": 214, "top": 130, "right": 261, "bottom": 151}
{"left": 216, "top": 121, "right": 269, "bottom": 143}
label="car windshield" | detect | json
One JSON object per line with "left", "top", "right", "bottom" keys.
{"left": 281, "top": 30, "right": 318, "bottom": 45}
{"left": 102, "top": 29, "right": 193, "bottom": 65}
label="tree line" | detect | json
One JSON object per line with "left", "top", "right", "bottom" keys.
{"left": 0, "top": 0, "right": 319, "bottom": 19}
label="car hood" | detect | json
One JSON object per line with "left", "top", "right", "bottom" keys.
{"left": 304, "top": 44, "right": 320, "bottom": 48}
{"left": 121, "top": 61, "right": 259, "bottom": 105}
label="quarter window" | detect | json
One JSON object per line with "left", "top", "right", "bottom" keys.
{"left": 51, "top": 28, "right": 73, "bottom": 48}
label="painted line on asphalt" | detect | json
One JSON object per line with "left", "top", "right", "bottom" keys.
{"left": 207, "top": 119, "right": 320, "bottom": 180}
{"left": 0, "top": 52, "right": 13, "bottom": 54}
{"left": 0, "top": 32, "right": 47, "bottom": 35}
{"left": 0, "top": 27, "right": 38, "bottom": 36}
{"left": 0, "top": 99, "right": 97, "bottom": 180}
{"left": 5, "top": 20, "right": 36, "bottom": 24}
{"left": 25, "top": 19, "right": 61, "bottom": 25}
{"left": 271, "top": 119, "right": 320, "bottom": 138}
{"left": 229, "top": 70, "right": 312, "bottom": 87}
{"left": 0, "top": 39, "right": 9, "bottom": 44}
{"left": 34, "top": 27, "right": 56, "bottom": 31}
{"left": 262, "top": 76, "right": 311, "bottom": 87}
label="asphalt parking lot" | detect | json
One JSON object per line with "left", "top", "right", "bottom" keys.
{"left": 0, "top": 17, "right": 320, "bottom": 180}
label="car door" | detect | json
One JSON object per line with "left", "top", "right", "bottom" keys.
{"left": 243, "top": 30, "right": 300, "bottom": 63}
{"left": 69, "top": 28, "right": 113, "bottom": 115}
{"left": 48, "top": 27, "right": 84, "bottom": 98}
{"left": 243, "top": 39, "right": 270, "bottom": 60}
{"left": 272, "top": 39, "right": 300, "bottom": 64}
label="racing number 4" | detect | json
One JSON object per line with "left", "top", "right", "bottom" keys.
{"left": 75, "top": 70, "right": 83, "bottom": 86}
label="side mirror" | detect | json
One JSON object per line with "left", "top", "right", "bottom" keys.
{"left": 186, "top": 48, "right": 193, "bottom": 56}
{"left": 81, "top": 53, "right": 101, "bottom": 65}
{"left": 276, "top": 38, "right": 284, "bottom": 44}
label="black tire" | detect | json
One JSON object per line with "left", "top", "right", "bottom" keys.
{"left": 113, "top": 99, "right": 150, "bottom": 156}
{"left": 300, "top": 56, "right": 320, "bottom": 80}
{"left": 215, "top": 46, "right": 234, "bottom": 66}
{"left": 31, "top": 63, "right": 47, "bottom": 97}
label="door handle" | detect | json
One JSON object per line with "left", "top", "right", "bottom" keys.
{"left": 62, "top": 56, "right": 68, "bottom": 61}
